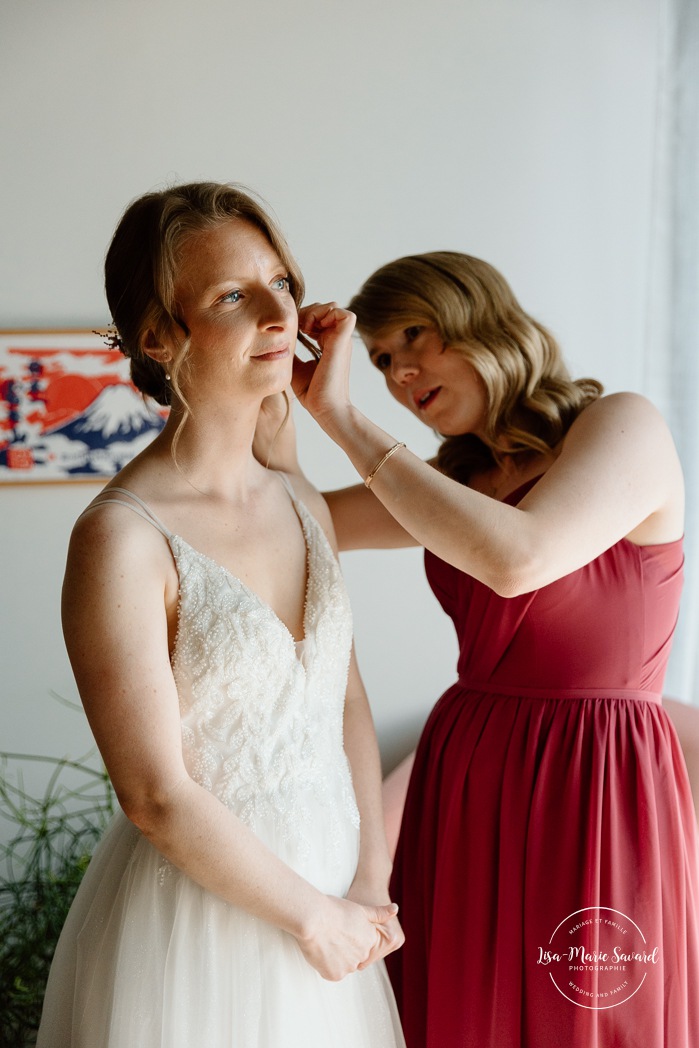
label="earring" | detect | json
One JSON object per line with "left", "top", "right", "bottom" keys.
{"left": 165, "top": 372, "right": 171, "bottom": 381}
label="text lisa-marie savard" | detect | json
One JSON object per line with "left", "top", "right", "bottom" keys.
{"left": 537, "top": 946, "right": 659, "bottom": 967}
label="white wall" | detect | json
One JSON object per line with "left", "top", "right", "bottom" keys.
{"left": 0, "top": 0, "right": 661, "bottom": 805}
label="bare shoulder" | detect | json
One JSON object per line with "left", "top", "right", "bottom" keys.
{"left": 62, "top": 496, "right": 178, "bottom": 686}
{"left": 70, "top": 496, "right": 165, "bottom": 561}
{"left": 569, "top": 391, "right": 673, "bottom": 439}
{"left": 552, "top": 391, "right": 683, "bottom": 543}
{"left": 65, "top": 496, "right": 175, "bottom": 602}
{"left": 561, "top": 392, "right": 681, "bottom": 472}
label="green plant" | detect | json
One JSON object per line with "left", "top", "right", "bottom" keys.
{"left": 0, "top": 750, "right": 115, "bottom": 1048}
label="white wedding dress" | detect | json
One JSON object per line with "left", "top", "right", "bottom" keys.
{"left": 37, "top": 477, "right": 405, "bottom": 1048}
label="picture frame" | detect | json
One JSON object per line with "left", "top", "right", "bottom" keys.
{"left": 0, "top": 329, "right": 167, "bottom": 484}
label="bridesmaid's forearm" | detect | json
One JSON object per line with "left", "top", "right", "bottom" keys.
{"left": 316, "top": 406, "right": 522, "bottom": 594}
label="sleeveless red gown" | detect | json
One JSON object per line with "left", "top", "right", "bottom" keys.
{"left": 387, "top": 481, "right": 699, "bottom": 1047}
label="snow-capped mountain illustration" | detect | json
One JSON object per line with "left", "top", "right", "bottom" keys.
{"left": 0, "top": 382, "right": 166, "bottom": 480}
{"left": 0, "top": 334, "right": 169, "bottom": 482}
{"left": 51, "top": 383, "right": 162, "bottom": 441}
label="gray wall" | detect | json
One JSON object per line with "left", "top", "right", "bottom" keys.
{"left": 0, "top": 0, "right": 660, "bottom": 799}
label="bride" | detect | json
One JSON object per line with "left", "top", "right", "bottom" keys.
{"left": 37, "top": 182, "right": 405, "bottom": 1048}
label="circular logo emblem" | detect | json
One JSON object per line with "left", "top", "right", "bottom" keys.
{"left": 537, "top": 906, "right": 660, "bottom": 1009}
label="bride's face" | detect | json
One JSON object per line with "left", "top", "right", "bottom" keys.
{"left": 172, "top": 218, "right": 298, "bottom": 403}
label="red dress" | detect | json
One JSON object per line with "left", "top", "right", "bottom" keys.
{"left": 387, "top": 481, "right": 699, "bottom": 1048}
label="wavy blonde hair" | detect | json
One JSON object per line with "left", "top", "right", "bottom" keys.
{"left": 349, "top": 251, "right": 602, "bottom": 483}
{"left": 105, "top": 181, "right": 306, "bottom": 454}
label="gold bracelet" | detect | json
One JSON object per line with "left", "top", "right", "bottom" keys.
{"left": 364, "top": 442, "right": 406, "bottom": 489}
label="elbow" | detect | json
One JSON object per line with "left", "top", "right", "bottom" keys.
{"left": 488, "top": 575, "right": 522, "bottom": 599}
{"left": 488, "top": 573, "right": 533, "bottom": 599}
{"left": 117, "top": 789, "right": 161, "bottom": 835}
{"left": 116, "top": 776, "right": 188, "bottom": 837}
{"left": 484, "top": 545, "right": 545, "bottom": 598}
{"left": 490, "top": 570, "right": 540, "bottom": 598}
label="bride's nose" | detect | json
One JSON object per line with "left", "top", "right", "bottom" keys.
{"left": 257, "top": 289, "right": 292, "bottom": 330}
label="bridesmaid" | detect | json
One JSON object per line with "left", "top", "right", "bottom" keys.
{"left": 279, "top": 251, "right": 699, "bottom": 1047}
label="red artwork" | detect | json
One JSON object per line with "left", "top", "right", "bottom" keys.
{"left": 0, "top": 330, "right": 167, "bottom": 483}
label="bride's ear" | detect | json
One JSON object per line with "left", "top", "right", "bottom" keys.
{"left": 140, "top": 328, "right": 172, "bottom": 367}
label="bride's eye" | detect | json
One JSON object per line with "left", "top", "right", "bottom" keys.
{"left": 272, "top": 276, "right": 291, "bottom": 292}
{"left": 405, "top": 326, "right": 423, "bottom": 342}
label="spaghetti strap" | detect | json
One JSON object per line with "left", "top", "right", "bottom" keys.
{"left": 78, "top": 487, "right": 172, "bottom": 540}
{"left": 274, "top": 470, "right": 298, "bottom": 502}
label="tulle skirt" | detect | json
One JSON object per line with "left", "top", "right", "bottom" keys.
{"left": 38, "top": 809, "right": 405, "bottom": 1047}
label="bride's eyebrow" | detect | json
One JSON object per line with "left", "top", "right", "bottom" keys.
{"left": 204, "top": 269, "right": 288, "bottom": 295}
{"left": 205, "top": 279, "right": 246, "bottom": 293}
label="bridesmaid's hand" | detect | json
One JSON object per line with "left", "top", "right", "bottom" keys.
{"left": 295, "top": 894, "right": 400, "bottom": 981}
{"left": 292, "top": 302, "right": 357, "bottom": 433}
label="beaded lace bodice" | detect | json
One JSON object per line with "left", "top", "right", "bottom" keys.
{"left": 90, "top": 479, "right": 360, "bottom": 858}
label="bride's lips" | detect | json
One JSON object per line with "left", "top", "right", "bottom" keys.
{"left": 253, "top": 344, "right": 290, "bottom": 362}
{"left": 414, "top": 387, "right": 441, "bottom": 410}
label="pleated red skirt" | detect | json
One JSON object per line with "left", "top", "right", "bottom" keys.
{"left": 388, "top": 530, "right": 699, "bottom": 1048}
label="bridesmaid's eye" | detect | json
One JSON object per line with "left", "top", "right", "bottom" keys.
{"left": 405, "top": 326, "right": 423, "bottom": 342}
{"left": 221, "top": 289, "right": 242, "bottom": 304}
{"left": 272, "top": 276, "right": 291, "bottom": 292}
{"left": 373, "top": 353, "right": 391, "bottom": 372}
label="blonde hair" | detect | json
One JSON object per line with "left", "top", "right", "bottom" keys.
{"left": 104, "top": 182, "right": 305, "bottom": 451}
{"left": 349, "top": 251, "right": 602, "bottom": 483}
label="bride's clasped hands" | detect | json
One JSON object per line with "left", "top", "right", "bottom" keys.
{"left": 297, "top": 892, "right": 402, "bottom": 981}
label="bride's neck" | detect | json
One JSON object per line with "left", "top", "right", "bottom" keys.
{"left": 153, "top": 399, "right": 264, "bottom": 501}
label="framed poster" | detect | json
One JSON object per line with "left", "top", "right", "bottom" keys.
{"left": 0, "top": 329, "right": 168, "bottom": 484}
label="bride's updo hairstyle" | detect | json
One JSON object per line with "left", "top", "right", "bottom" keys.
{"left": 105, "top": 181, "right": 305, "bottom": 414}
{"left": 349, "top": 252, "right": 603, "bottom": 484}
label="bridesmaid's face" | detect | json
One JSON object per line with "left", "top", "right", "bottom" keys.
{"left": 364, "top": 324, "right": 488, "bottom": 438}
